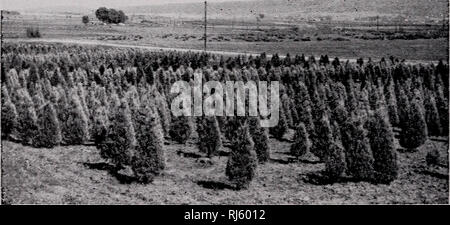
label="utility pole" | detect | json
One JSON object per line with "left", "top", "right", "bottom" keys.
{"left": 376, "top": 15, "right": 379, "bottom": 32}
{"left": 0, "top": 10, "right": 3, "bottom": 50}
{"left": 204, "top": 1, "right": 207, "bottom": 52}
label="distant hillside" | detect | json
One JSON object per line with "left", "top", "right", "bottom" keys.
{"left": 124, "top": 0, "right": 448, "bottom": 20}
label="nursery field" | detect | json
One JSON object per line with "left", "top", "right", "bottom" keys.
{"left": 0, "top": 42, "right": 449, "bottom": 204}
{"left": 1, "top": 136, "right": 448, "bottom": 204}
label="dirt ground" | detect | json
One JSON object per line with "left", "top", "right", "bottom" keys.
{"left": 2, "top": 133, "right": 448, "bottom": 204}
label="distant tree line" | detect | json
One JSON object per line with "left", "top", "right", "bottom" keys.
{"left": 95, "top": 7, "right": 127, "bottom": 24}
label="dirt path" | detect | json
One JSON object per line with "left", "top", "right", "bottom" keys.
{"left": 6, "top": 38, "right": 440, "bottom": 64}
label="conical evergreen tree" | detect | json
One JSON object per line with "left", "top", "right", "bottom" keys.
{"left": 324, "top": 140, "right": 347, "bottom": 181}
{"left": 99, "top": 99, "right": 137, "bottom": 168}
{"left": 368, "top": 109, "right": 398, "bottom": 184}
{"left": 385, "top": 80, "right": 400, "bottom": 126}
{"left": 15, "top": 88, "right": 39, "bottom": 145}
{"left": 196, "top": 116, "right": 222, "bottom": 157}
{"left": 342, "top": 115, "right": 374, "bottom": 181}
{"left": 226, "top": 122, "right": 257, "bottom": 190}
{"left": 310, "top": 114, "right": 333, "bottom": 160}
{"left": 435, "top": 85, "right": 449, "bottom": 135}
{"left": 63, "top": 91, "right": 90, "bottom": 145}
{"left": 248, "top": 116, "right": 270, "bottom": 163}
{"left": 1, "top": 100, "right": 19, "bottom": 140}
{"left": 396, "top": 87, "right": 411, "bottom": 126}
{"left": 92, "top": 101, "right": 109, "bottom": 146}
{"left": 423, "top": 90, "right": 442, "bottom": 136}
{"left": 34, "top": 103, "right": 62, "bottom": 148}
{"left": 132, "top": 103, "right": 165, "bottom": 183}
{"left": 169, "top": 115, "right": 192, "bottom": 144}
{"left": 269, "top": 106, "right": 288, "bottom": 140}
{"left": 399, "top": 99, "right": 428, "bottom": 151}
{"left": 290, "top": 122, "right": 310, "bottom": 159}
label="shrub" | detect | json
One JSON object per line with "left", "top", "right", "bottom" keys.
{"left": 368, "top": 109, "right": 398, "bottom": 184}
{"left": 34, "top": 103, "right": 62, "bottom": 148}
{"left": 248, "top": 116, "right": 270, "bottom": 163}
{"left": 226, "top": 122, "right": 257, "bottom": 190}
{"left": 26, "top": 27, "right": 41, "bottom": 38}
{"left": 290, "top": 122, "right": 310, "bottom": 159}
{"left": 98, "top": 99, "right": 137, "bottom": 168}
{"left": 196, "top": 116, "right": 222, "bottom": 157}
{"left": 82, "top": 16, "right": 89, "bottom": 25}
{"left": 132, "top": 104, "right": 165, "bottom": 183}
{"left": 169, "top": 115, "right": 192, "bottom": 144}
{"left": 95, "top": 7, "right": 127, "bottom": 24}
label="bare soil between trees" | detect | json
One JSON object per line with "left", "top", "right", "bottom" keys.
{"left": 2, "top": 133, "right": 448, "bottom": 204}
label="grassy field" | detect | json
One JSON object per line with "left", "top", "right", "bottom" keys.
{"left": 2, "top": 131, "right": 448, "bottom": 204}
{"left": 2, "top": 14, "right": 448, "bottom": 61}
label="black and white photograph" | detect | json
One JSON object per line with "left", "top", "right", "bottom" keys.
{"left": 0, "top": 0, "right": 449, "bottom": 207}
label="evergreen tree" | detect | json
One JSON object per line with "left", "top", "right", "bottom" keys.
{"left": 226, "top": 122, "right": 257, "bottom": 190}
{"left": 1, "top": 100, "right": 19, "bottom": 140}
{"left": 169, "top": 115, "right": 192, "bottom": 144}
{"left": 34, "top": 103, "right": 62, "bottom": 148}
{"left": 290, "top": 122, "right": 310, "bottom": 159}
{"left": 92, "top": 102, "right": 109, "bottom": 146}
{"left": 342, "top": 115, "right": 374, "bottom": 181}
{"left": 269, "top": 106, "right": 288, "bottom": 140}
{"left": 435, "top": 85, "right": 449, "bottom": 135}
{"left": 368, "top": 109, "right": 398, "bottom": 184}
{"left": 63, "top": 91, "right": 90, "bottom": 145}
{"left": 324, "top": 140, "right": 347, "bottom": 181}
{"left": 132, "top": 103, "right": 165, "bottom": 183}
{"left": 385, "top": 80, "right": 400, "bottom": 126}
{"left": 423, "top": 90, "right": 442, "bottom": 136}
{"left": 99, "top": 99, "right": 137, "bottom": 168}
{"left": 248, "top": 116, "right": 270, "bottom": 163}
{"left": 399, "top": 99, "right": 428, "bottom": 151}
{"left": 15, "top": 88, "right": 39, "bottom": 145}
{"left": 396, "top": 87, "right": 410, "bottom": 128}
{"left": 310, "top": 114, "right": 333, "bottom": 160}
{"left": 196, "top": 116, "right": 222, "bottom": 157}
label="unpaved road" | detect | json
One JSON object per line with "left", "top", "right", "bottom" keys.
{"left": 5, "top": 38, "right": 440, "bottom": 64}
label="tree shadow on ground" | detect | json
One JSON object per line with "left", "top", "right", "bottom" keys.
{"left": 82, "top": 162, "right": 137, "bottom": 184}
{"left": 269, "top": 157, "right": 298, "bottom": 164}
{"left": 196, "top": 180, "right": 237, "bottom": 190}
{"left": 176, "top": 150, "right": 203, "bottom": 158}
{"left": 270, "top": 157, "right": 321, "bottom": 165}
{"left": 217, "top": 150, "right": 229, "bottom": 157}
{"left": 414, "top": 168, "right": 448, "bottom": 180}
{"left": 396, "top": 148, "right": 418, "bottom": 153}
{"left": 299, "top": 171, "right": 362, "bottom": 185}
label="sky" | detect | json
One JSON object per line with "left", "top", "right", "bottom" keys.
{"left": 0, "top": 0, "right": 248, "bottom": 11}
